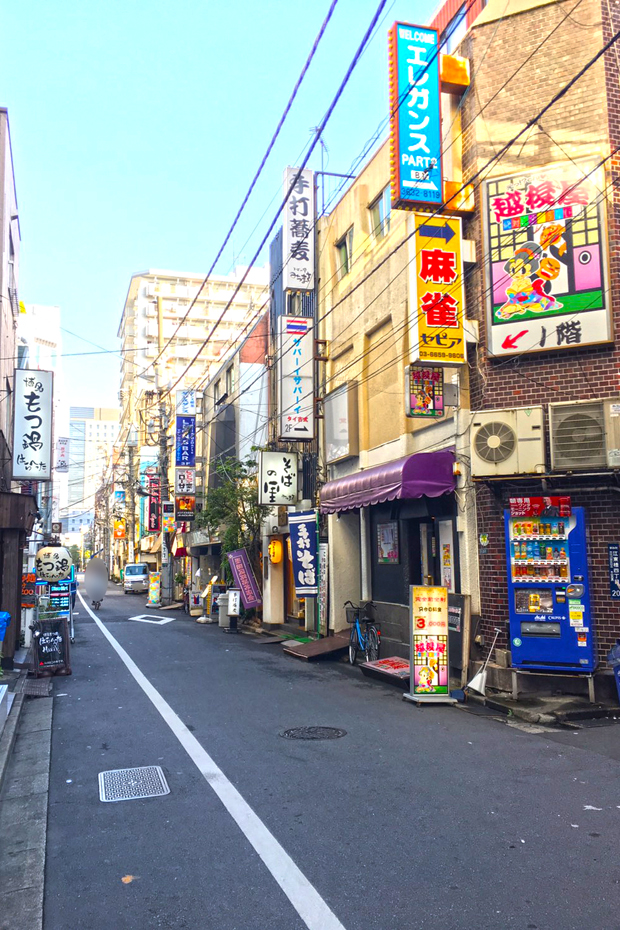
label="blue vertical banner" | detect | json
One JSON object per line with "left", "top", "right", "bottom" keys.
{"left": 289, "top": 511, "right": 318, "bottom": 596}
{"left": 175, "top": 416, "right": 196, "bottom": 467}
{"left": 389, "top": 22, "right": 442, "bottom": 208}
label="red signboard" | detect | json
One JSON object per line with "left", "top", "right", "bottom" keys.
{"left": 21, "top": 572, "right": 36, "bottom": 608}
{"left": 509, "top": 496, "right": 571, "bottom": 518}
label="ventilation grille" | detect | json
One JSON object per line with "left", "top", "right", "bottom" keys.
{"left": 550, "top": 402, "right": 606, "bottom": 469}
{"left": 474, "top": 421, "right": 516, "bottom": 464}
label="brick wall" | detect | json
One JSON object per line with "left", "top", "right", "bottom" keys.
{"left": 456, "top": 0, "right": 620, "bottom": 664}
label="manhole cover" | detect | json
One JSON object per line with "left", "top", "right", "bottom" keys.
{"left": 98, "top": 765, "right": 170, "bottom": 802}
{"left": 279, "top": 726, "right": 347, "bottom": 740}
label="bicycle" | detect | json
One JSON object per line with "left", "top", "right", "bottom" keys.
{"left": 344, "top": 600, "right": 380, "bottom": 665}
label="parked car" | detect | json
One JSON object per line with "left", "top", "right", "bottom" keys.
{"left": 123, "top": 562, "right": 150, "bottom": 594}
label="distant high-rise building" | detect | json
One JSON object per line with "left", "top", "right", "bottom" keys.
{"left": 67, "top": 406, "right": 119, "bottom": 525}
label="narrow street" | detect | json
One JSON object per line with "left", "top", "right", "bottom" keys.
{"left": 43, "top": 584, "right": 620, "bottom": 930}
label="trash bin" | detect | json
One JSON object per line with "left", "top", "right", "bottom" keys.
{"left": 0, "top": 611, "right": 10, "bottom": 654}
{"left": 217, "top": 593, "right": 230, "bottom": 629}
{"left": 607, "top": 640, "right": 620, "bottom": 704}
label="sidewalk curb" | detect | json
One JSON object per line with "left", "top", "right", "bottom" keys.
{"left": 466, "top": 690, "right": 620, "bottom": 725}
{"left": 0, "top": 691, "right": 25, "bottom": 796}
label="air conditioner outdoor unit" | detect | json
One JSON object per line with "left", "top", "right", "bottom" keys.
{"left": 470, "top": 406, "right": 545, "bottom": 477}
{"left": 549, "top": 398, "right": 620, "bottom": 470}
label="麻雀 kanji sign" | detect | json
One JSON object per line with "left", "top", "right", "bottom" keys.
{"left": 408, "top": 214, "right": 465, "bottom": 364}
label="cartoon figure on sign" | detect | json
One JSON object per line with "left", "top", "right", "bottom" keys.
{"left": 417, "top": 666, "right": 435, "bottom": 692}
{"left": 496, "top": 242, "right": 563, "bottom": 319}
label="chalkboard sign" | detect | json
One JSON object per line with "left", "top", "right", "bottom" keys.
{"left": 32, "top": 619, "right": 71, "bottom": 675}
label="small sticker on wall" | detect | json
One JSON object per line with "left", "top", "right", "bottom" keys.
{"left": 570, "top": 618, "right": 583, "bottom": 627}
{"left": 575, "top": 626, "right": 589, "bottom": 633}
{"left": 513, "top": 637, "right": 522, "bottom": 647}
{"left": 569, "top": 610, "right": 584, "bottom": 621}
{"left": 577, "top": 634, "right": 588, "bottom": 646}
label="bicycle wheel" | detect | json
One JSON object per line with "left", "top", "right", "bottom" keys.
{"left": 365, "top": 626, "right": 379, "bottom": 662}
{"left": 349, "top": 626, "right": 359, "bottom": 665}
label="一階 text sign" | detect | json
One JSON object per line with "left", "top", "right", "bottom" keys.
{"left": 408, "top": 214, "right": 466, "bottom": 364}
{"left": 389, "top": 23, "right": 442, "bottom": 209}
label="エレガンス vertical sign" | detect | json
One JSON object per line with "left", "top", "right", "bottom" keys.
{"left": 12, "top": 369, "right": 53, "bottom": 480}
{"left": 389, "top": 23, "right": 442, "bottom": 209}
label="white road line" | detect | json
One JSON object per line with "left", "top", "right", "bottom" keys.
{"left": 78, "top": 592, "right": 346, "bottom": 930}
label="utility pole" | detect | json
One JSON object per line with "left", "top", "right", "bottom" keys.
{"left": 159, "top": 389, "right": 173, "bottom": 605}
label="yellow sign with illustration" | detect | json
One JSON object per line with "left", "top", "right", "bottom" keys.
{"left": 409, "top": 214, "right": 466, "bottom": 365}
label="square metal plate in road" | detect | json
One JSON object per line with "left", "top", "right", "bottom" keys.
{"left": 98, "top": 765, "right": 170, "bottom": 802}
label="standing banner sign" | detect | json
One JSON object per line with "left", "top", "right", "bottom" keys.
{"left": 389, "top": 23, "right": 442, "bottom": 209}
{"left": 227, "top": 549, "right": 262, "bottom": 609}
{"left": 408, "top": 214, "right": 466, "bottom": 365}
{"left": 404, "top": 585, "right": 456, "bottom": 704}
{"left": 289, "top": 511, "right": 318, "bottom": 596}
{"left": 148, "top": 572, "right": 161, "bottom": 607}
{"left": 318, "top": 542, "right": 329, "bottom": 635}
{"left": 277, "top": 316, "right": 315, "bottom": 441}
{"left": 12, "top": 369, "right": 54, "bottom": 480}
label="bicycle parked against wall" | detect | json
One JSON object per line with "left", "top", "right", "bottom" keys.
{"left": 344, "top": 600, "right": 380, "bottom": 665}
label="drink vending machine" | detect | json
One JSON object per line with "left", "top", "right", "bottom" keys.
{"left": 504, "top": 505, "right": 595, "bottom": 672}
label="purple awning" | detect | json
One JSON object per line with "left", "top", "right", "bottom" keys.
{"left": 320, "top": 450, "right": 455, "bottom": 514}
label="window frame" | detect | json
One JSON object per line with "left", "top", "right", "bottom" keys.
{"left": 369, "top": 186, "right": 391, "bottom": 241}
{"left": 335, "top": 226, "right": 354, "bottom": 280}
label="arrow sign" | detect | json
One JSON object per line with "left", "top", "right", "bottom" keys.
{"left": 417, "top": 221, "right": 455, "bottom": 244}
{"left": 501, "top": 330, "right": 529, "bottom": 350}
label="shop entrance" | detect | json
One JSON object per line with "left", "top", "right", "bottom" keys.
{"left": 419, "top": 517, "right": 458, "bottom": 592}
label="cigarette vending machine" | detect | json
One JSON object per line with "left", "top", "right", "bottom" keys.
{"left": 505, "top": 506, "right": 595, "bottom": 672}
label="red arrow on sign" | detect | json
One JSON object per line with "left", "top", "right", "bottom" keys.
{"left": 502, "top": 330, "right": 528, "bottom": 350}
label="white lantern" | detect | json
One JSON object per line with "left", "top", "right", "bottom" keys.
{"left": 35, "top": 546, "right": 73, "bottom": 582}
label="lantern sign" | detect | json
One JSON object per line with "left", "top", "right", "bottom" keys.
{"left": 35, "top": 546, "right": 73, "bottom": 582}
{"left": 12, "top": 369, "right": 54, "bottom": 480}
{"left": 282, "top": 166, "right": 315, "bottom": 291}
{"left": 258, "top": 451, "right": 298, "bottom": 505}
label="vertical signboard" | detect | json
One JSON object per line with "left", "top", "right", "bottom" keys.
{"left": 405, "top": 585, "right": 455, "bottom": 704}
{"left": 289, "top": 511, "right": 318, "bottom": 596}
{"left": 113, "top": 519, "right": 126, "bottom": 539}
{"left": 389, "top": 23, "right": 442, "bottom": 209}
{"left": 324, "top": 382, "right": 359, "bottom": 464}
{"left": 408, "top": 214, "right": 466, "bottom": 364}
{"left": 227, "top": 549, "right": 262, "bottom": 608}
{"left": 148, "top": 476, "right": 161, "bottom": 532}
{"left": 176, "top": 389, "right": 196, "bottom": 416}
{"left": 175, "top": 468, "right": 195, "bottom": 495}
{"left": 282, "top": 167, "right": 315, "bottom": 291}
{"left": 278, "top": 316, "right": 315, "bottom": 440}
{"left": 55, "top": 437, "right": 70, "bottom": 473}
{"left": 12, "top": 369, "right": 54, "bottom": 480}
{"left": 484, "top": 163, "right": 610, "bottom": 356}
{"left": 609, "top": 543, "right": 620, "bottom": 599}
{"left": 318, "top": 541, "right": 329, "bottom": 635}
{"left": 258, "top": 451, "right": 298, "bottom": 505}
{"left": 175, "top": 416, "right": 196, "bottom": 467}
{"left": 162, "top": 501, "right": 175, "bottom": 532}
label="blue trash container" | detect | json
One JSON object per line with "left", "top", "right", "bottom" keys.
{"left": 608, "top": 640, "right": 620, "bottom": 705}
{"left": 0, "top": 611, "right": 10, "bottom": 642}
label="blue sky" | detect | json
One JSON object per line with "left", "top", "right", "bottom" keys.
{"left": 1, "top": 0, "right": 427, "bottom": 406}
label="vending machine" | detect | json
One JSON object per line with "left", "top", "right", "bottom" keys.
{"left": 504, "top": 505, "right": 595, "bottom": 672}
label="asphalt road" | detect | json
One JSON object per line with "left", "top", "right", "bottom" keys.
{"left": 44, "top": 584, "right": 620, "bottom": 930}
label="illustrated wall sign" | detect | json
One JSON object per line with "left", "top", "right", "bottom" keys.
{"left": 408, "top": 214, "right": 466, "bottom": 364}
{"left": 389, "top": 23, "right": 442, "bottom": 209}
{"left": 405, "top": 366, "right": 444, "bottom": 417}
{"left": 282, "top": 167, "right": 315, "bottom": 291}
{"left": 484, "top": 163, "right": 610, "bottom": 356}
{"left": 12, "top": 369, "right": 53, "bottom": 479}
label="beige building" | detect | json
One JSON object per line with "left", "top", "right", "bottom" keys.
{"left": 317, "top": 137, "right": 479, "bottom": 658}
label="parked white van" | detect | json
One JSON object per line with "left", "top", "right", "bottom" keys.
{"left": 123, "top": 562, "right": 150, "bottom": 594}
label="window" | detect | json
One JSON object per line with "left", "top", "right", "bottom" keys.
{"left": 214, "top": 379, "right": 221, "bottom": 403}
{"left": 336, "top": 226, "right": 354, "bottom": 280}
{"left": 369, "top": 186, "right": 391, "bottom": 240}
{"left": 442, "top": 4, "right": 467, "bottom": 55}
{"left": 226, "top": 366, "right": 234, "bottom": 396}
